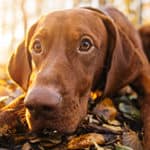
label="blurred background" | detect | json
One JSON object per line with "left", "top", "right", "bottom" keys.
{"left": 0, "top": 0, "right": 150, "bottom": 66}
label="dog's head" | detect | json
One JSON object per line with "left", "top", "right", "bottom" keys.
{"left": 8, "top": 7, "right": 146, "bottom": 133}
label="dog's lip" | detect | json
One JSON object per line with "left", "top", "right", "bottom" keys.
{"left": 27, "top": 116, "right": 65, "bottom": 133}
{"left": 29, "top": 129, "right": 61, "bottom": 137}
{"left": 29, "top": 118, "right": 77, "bottom": 134}
{"left": 26, "top": 96, "right": 84, "bottom": 133}
{"left": 29, "top": 120, "right": 46, "bottom": 132}
{"left": 27, "top": 108, "right": 59, "bottom": 120}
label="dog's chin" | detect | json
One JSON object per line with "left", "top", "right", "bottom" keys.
{"left": 26, "top": 118, "right": 80, "bottom": 134}
{"left": 25, "top": 109, "right": 84, "bottom": 134}
{"left": 25, "top": 95, "right": 89, "bottom": 134}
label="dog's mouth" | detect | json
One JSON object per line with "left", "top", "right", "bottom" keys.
{"left": 25, "top": 97, "right": 88, "bottom": 133}
{"left": 25, "top": 108, "right": 64, "bottom": 132}
{"left": 25, "top": 110, "right": 82, "bottom": 133}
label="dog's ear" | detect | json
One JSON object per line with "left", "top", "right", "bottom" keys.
{"left": 8, "top": 22, "right": 37, "bottom": 91}
{"left": 84, "top": 7, "right": 148, "bottom": 96}
{"left": 138, "top": 24, "right": 150, "bottom": 61}
{"left": 104, "top": 28, "right": 145, "bottom": 96}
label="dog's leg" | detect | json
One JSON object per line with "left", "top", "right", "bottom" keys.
{"left": 132, "top": 67, "right": 150, "bottom": 149}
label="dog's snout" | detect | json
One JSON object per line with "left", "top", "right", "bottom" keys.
{"left": 24, "top": 87, "right": 62, "bottom": 112}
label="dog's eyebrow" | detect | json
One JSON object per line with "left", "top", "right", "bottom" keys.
{"left": 32, "top": 28, "right": 48, "bottom": 39}
{"left": 29, "top": 28, "right": 49, "bottom": 49}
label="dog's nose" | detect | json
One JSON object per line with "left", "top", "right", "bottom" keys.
{"left": 24, "top": 87, "right": 62, "bottom": 112}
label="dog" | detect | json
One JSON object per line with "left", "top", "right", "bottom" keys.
{"left": 0, "top": 6, "right": 150, "bottom": 149}
{"left": 139, "top": 24, "right": 150, "bottom": 61}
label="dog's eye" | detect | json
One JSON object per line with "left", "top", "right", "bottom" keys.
{"left": 79, "top": 38, "right": 93, "bottom": 52}
{"left": 32, "top": 39, "right": 42, "bottom": 53}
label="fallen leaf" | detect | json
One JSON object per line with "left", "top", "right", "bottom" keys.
{"left": 115, "top": 144, "right": 133, "bottom": 150}
{"left": 93, "top": 141, "right": 105, "bottom": 150}
{"left": 93, "top": 98, "right": 118, "bottom": 121}
{"left": 122, "top": 130, "right": 143, "bottom": 150}
{"left": 90, "top": 90, "right": 103, "bottom": 100}
{"left": 102, "top": 124, "right": 122, "bottom": 132}
{"left": 67, "top": 133, "right": 105, "bottom": 149}
{"left": 22, "top": 142, "right": 32, "bottom": 150}
{"left": 0, "top": 124, "right": 9, "bottom": 135}
{"left": 0, "top": 86, "right": 10, "bottom": 97}
{"left": 119, "top": 103, "right": 141, "bottom": 121}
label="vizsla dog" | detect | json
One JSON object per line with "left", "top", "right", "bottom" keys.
{"left": 1, "top": 6, "right": 150, "bottom": 149}
{"left": 139, "top": 24, "right": 150, "bottom": 61}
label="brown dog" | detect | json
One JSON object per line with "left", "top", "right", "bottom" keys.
{"left": 139, "top": 24, "right": 150, "bottom": 61}
{"left": 1, "top": 6, "right": 150, "bottom": 149}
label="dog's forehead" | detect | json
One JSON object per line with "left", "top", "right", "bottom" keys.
{"left": 47, "top": 8, "right": 96, "bottom": 20}
{"left": 37, "top": 9, "right": 100, "bottom": 29}
{"left": 34, "top": 8, "right": 106, "bottom": 39}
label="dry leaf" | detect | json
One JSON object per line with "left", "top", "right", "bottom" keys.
{"left": 22, "top": 142, "right": 33, "bottom": 150}
{"left": 102, "top": 124, "right": 122, "bottom": 132}
{"left": 115, "top": 144, "right": 133, "bottom": 150}
{"left": 67, "top": 133, "right": 105, "bottom": 149}
{"left": 119, "top": 103, "right": 141, "bottom": 121}
{"left": 122, "top": 131, "right": 143, "bottom": 150}
{"left": 0, "top": 86, "right": 10, "bottom": 97}
{"left": 93, "top": 98, "right": 118, "bottom": 121}
{"left": 90, "top": 90, "right": 103, "bottom": 100}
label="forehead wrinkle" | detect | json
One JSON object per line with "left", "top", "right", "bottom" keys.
{"left": 32, "top": 28, "right": 48, "bottom": 39}
{"left": 65, "top": 20, "right": 104, "bottom": 48}
{"left": 40, "top": 9, "right": 100, "bottom": 30}
{"left": 63, "top": 10, "right": 105, "bottom": 41}
{"left": 34, "top": 9, "right": 106, "bottom": 47}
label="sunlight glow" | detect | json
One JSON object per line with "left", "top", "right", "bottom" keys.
{"left": 0, "top": 34, "right": 12, "bottom": 64}
{"left": 25, "top": 0, "right": 36, "bottom": 14}
{"left": 0, "top": 0, "right": 150, "bottom": 64}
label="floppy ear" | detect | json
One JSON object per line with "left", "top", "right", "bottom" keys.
{"left": 138, "top": 24, "right": 150, "bottom": 61}
{"left": 8, "top": 22, "right": 37, "bottom": 91}
{"left": 104, "top": 29, "right": 146, "bottom": 96}
{"left": 84, "top": 7, "right": 148, "bottom": 96}
{"left": 102, "top": 7, "right": 148, "bottom": 96}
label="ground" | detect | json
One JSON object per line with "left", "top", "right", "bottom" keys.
{"left": 0, "top": 65, "right": 143, "bottom": 150}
